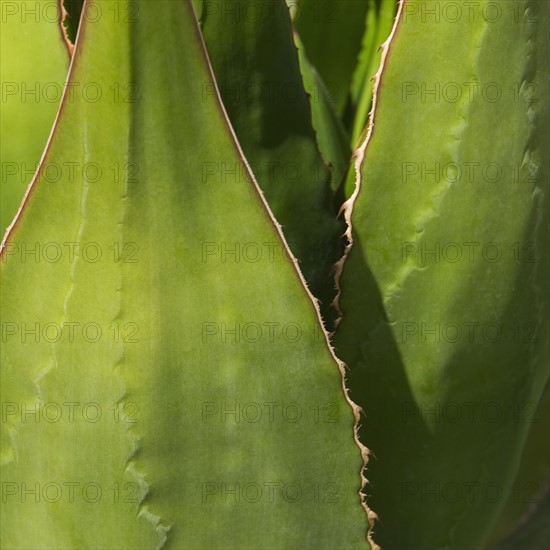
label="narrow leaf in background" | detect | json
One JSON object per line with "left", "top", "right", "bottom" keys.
{"left": 199, "top": 0, "right": 343, "bottom": 327}
{"left": 349, "top": 0, "right": 397, "bottom": 148}
{"left": 0, "top": 0, "right": 70, "bottom": 235}
{"left": 294, "top": 0, "right": 369, "bottom": 115}
{"left": 294, "top": 32, "right": 352, "bottom": 194}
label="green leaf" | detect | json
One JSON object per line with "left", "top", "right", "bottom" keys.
{"left": 0, "top": 0, "right": 70, "bottom": 235}
{"left": 294, "top": 32, "right": 352, "bottom": 194}
{"left": 294, "top": 0, "right": 369, "bottom": 115}
{"left": 0, "top": 1, "right": 369, "bottom": 548}
{"left": 335, "top": 0, "right": 550, "bottom": 548}
{"left": 349, "top": 0, "right": 397, "bottom": 147}
{"left": 486, "top": 384, "right": 550, "bottom": 548}
{"left": 199, "top": 0, "right": 343, "bottom": 326}
{"left": 490, "top": 494, "right": 550, "bottom": 550}
{"left": 349, "top": 0, "right": 380, "bottom": 108}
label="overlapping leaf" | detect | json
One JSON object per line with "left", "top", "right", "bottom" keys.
{"left": 349, "top": 0, "right": 397, "bottom": 148}
{"left": 0, "top": 1, "right": 369, "bottom": 547}
{"left": 0, "top": 0, "right": 69, "bottom": 234}
{"left": 199, "top": 0, "right": 343, "bottom": 325}
{"left": 335, "top": 0, "right": 549, "bottom": 548}
{"left": 294, "top": 0, "right": 369, "bottom": 115}
{"left": 295, "top": 33, "right": 352, "bottom": 194}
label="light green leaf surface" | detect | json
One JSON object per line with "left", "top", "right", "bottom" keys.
{"left": 0, "top": 0, "right": 70, "bottom": 235}
{"left": 0, "top": 1, "right": 369, "bottom": 548}
{"left": 294, "top": 0, "right": 369, "bottom": 115}
{"left": 199, "top": 0, "right": 343, "bottom": 326}
{"left": 335, "top": 1, "right": 549, "bottom": 548}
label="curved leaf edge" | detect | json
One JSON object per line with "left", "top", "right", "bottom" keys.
{"left": 330, "top": 1, "right": 406, "bottom": 545}
{"left": 58, "top": 0, "right": 79, "bottom": 55}
{"left": 332, "top": 0, "right": 405, "bottom": 335}
{"left": 0, "top": 1, "right": 84, "bottom": 248}
{"left": 0, "top": 0, "right": 376, "bottom": 546}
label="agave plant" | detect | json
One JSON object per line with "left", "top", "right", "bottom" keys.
{"left": 1, "top": 0, "right": 548, "bottom": 548}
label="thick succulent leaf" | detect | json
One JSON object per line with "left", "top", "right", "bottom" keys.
{"left": 0, "top": 0, "right": 69, "bottom": 234}
{"left": 335, "top": 1, "right": 549, "bottom": 548}
{"left": 294, "top": 32, "right": 352, "bottom": 193}
{"left": 0, "top": 1, "right": 370, "bottom": 548}
{"left": 294, "top": 0, "right": 369, "bottom": 114}
{"left": 199, "top": 0, "right": 343, "bottom": 326}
